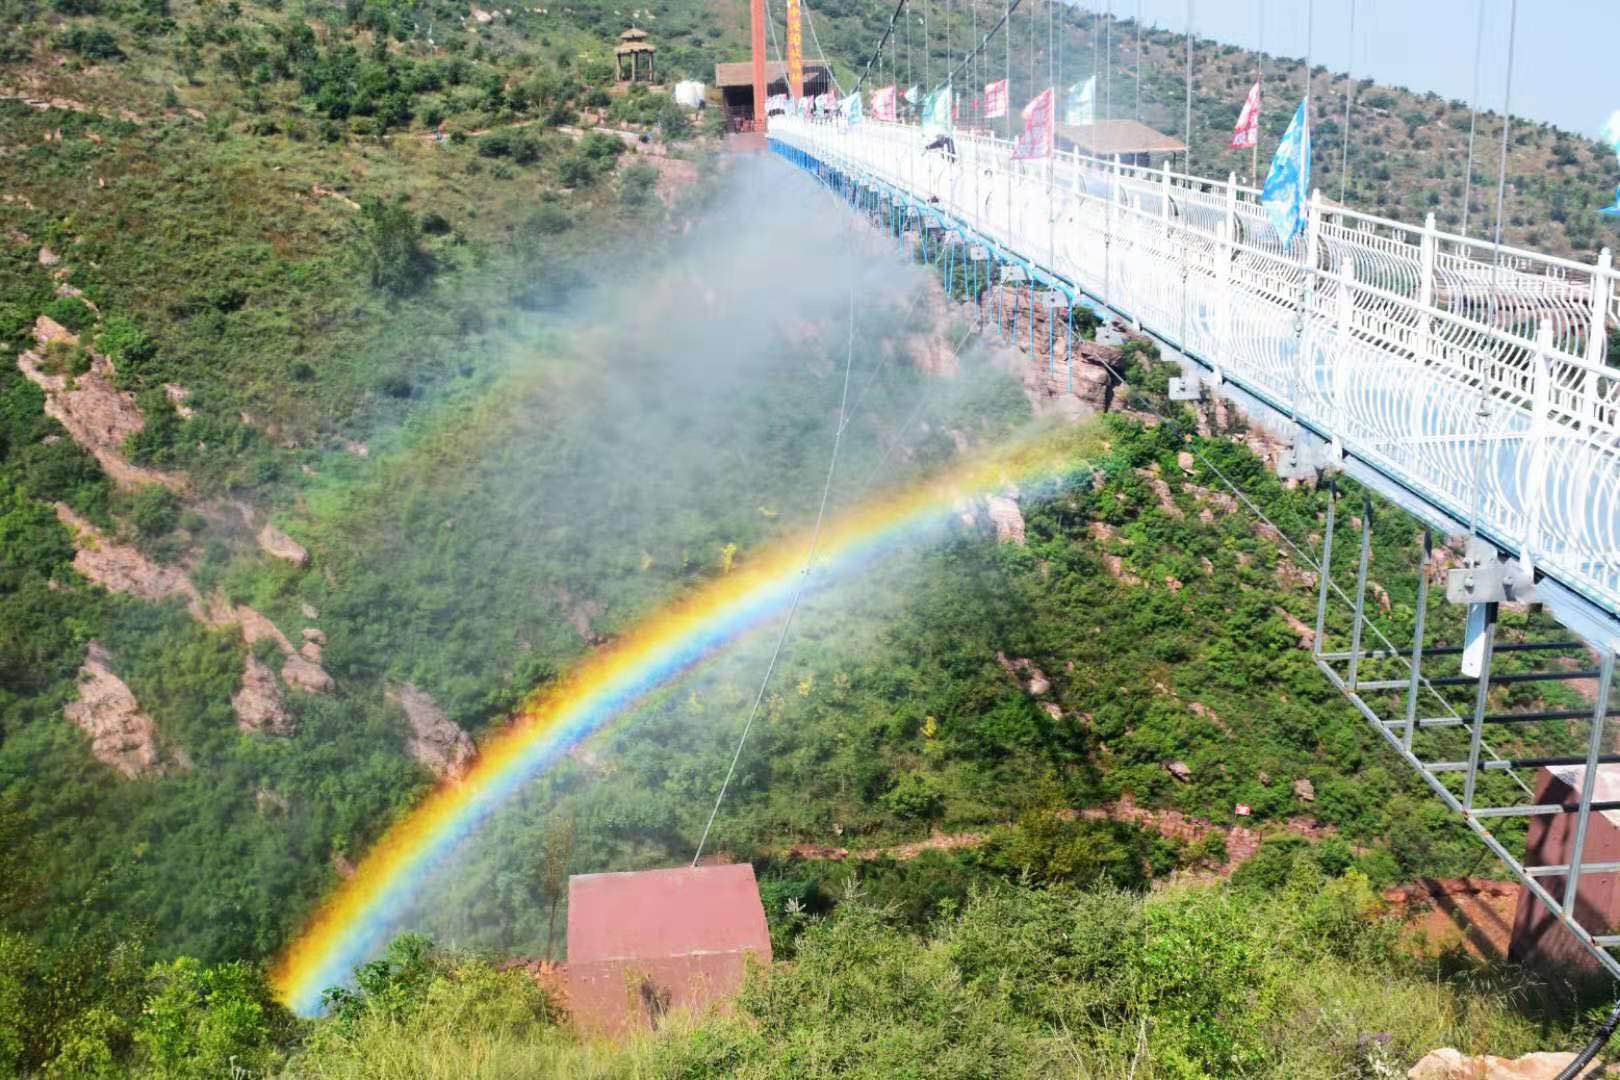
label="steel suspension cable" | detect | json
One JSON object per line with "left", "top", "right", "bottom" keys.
{"left": 802, "top": 1, "right": 844, "bottom": 94}
{"left": 1134, "top": 0, "right": 1141, "bottom": 123}
{"left": 930, "top": 0, "right": 1022, "bottom": 96}
{"left": 1460, "top": 0, "right": 1487, "bottom": 237}
{"left": 1471, "top": 0, "right": 1518, "bottom": 537}
{"left": 1339, "top": 0, "right": 1355, "bottom": 204}
{"left": 692, "top": 285, "right": 859, "bottom": 867}
{"left": 1183, "top": 0, "right": 1192, "bottom": 173}
{"left": 851, "top": 0, "right": 910, "bottom": 95}
{"left": 1104, "top": 1, "right": 1111, "bottom": 122}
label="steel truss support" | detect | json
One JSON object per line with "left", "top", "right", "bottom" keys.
{"left": 1312, "top": 484, "right": 1620, "bottom": 981}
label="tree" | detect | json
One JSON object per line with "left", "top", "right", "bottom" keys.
{"left": 537, "top": 810, "right": 576, "bottom": 960}
{"left": 357, "top": 197, "right": 433, "bottom": 297}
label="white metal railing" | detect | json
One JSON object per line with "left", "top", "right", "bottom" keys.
{"left": 770, "top": 114, "right": 1620, "bottom": 618}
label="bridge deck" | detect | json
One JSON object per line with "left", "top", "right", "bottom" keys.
{"left": 769, "top": 116, "right": 1620, "bottom": 635}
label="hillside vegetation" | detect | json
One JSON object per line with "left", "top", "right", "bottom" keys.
{"left": 1, "top": 0, "right": 1615, "bottom": 1075}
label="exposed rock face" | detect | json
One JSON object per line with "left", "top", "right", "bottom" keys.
{"left": 996, "top": 653, "right": 1051, "bottom": 697}
{"left": 984, "top": 493, "right": 1026, "bottom": 545}
{"left": 1165, "top": 760, "right": 1193, "bottom": 783}
{"left": 257, "top": 523, "right": 308, "bottom": 565}
{"left": 233, "top": 656, "right": 293, "bottom": 735}
{"left": 1293, "top": 777, "right": 1316, "bottom": 803}
{"left": 1275, "top": 606, "right": 1317, "bottom": 650}
{"left": 54, "top": 504, "right": 198, "bottom": 606}
{"left": 65, "top": 642, "right": 182, "bottom": 777}
{"left": 19, "top": 317, "right": 181, "bottom": 491}
{"left": 387, "top": 683, "right": 476, "bottom": 782}
{"left": 1406, "top": 1048, "right": 1577, "bottom": 1079}
{"left": 282, "top": 654, "right": 334, "bottom": 695}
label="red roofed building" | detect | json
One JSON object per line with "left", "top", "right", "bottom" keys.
{"left": 565, "top": 863, "right": 772, "bottom": 1033}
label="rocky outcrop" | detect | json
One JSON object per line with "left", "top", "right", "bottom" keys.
{"left": 65, "top": 642, "right": 184, "bottom": 777}
{"left": 281, "top": 654, "right": 334, "bottom": 695}
{"left": 19, "top": 317, "right": 182, "bottom": 491}
{"left": 233, "top": 656, "right": 293, "bottom": 735}
{"left": 996, "top": 653, "right": 1051, "bottom": 697}
{"left": 1406, "top": 1048, "right": 1577, "bottom": 1079}
{"left": 1275, "top": 606, "right": 1317, "bottom": 650}
{"left": 54, "top": 504, "right": 198, "bottom": 607}
{"left": 257, "top": 523, "right": 308, "bottom": 565}
{"left": 387, "top": 682, "right": 476, "bottom": 782}
{"left": 983, "top": 492, "right": 1026, "bottom": 545}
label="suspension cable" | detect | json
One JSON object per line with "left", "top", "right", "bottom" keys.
{"left": 852, "top": 0, "right": 910, "bottom": 94}
{"left": 1338, "top": 0, "right": 1354, "bottom": 204}
{"left": 1183, "top": 0, "right": 1192, "bottom": 173}
{"left": 1460, "top": 0, "right": 1487, "bottom": 238}
{"left": 802, "top": 0, "right": 844, "bottom": 94}
{"left": 1134, "top": 0, "right": 1142, "bottom": 123}
{"left": 1104, "top": 1, "right": 1111, "bottom": 122}
{"left": 692, "top": 284, "right": 859, "bottom": 867}
{"left": 1471, "top": 0, "right": 1518, "bottom": 538}
{"left": 933, "top": 0, "right": 1022, "bottom": 95}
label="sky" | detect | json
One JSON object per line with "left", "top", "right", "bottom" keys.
{"left": 1116, "top": 0, "right": 1619, "bottom": 138}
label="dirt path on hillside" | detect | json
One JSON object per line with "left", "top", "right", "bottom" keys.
{"left": 782, "top": 796, "right": 1336, "bottom": 878}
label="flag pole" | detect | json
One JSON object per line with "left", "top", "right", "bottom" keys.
{"left": 1252, "top": 0, "right": 1262, "bottom": 183}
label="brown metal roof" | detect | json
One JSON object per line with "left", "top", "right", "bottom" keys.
{"left": 713, "top": 60, "right": 830, "bottom": 88}
{"left": 1057, "top": 119, "right": 1186, "bottom": 156}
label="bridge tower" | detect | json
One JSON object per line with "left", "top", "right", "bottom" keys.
{"left": 749, "top": 0, "right": 766, "bottom": 131}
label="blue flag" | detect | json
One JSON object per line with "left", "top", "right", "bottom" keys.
{"left": 1262, "top": 100, "right": 1311, "bottom": 245}
{"left": 1601, "top": 111, "right": 1620, "bottom": 216}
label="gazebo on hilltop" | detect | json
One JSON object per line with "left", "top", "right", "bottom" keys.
{"left": 615, "top": 28, "right": 656, "bottom": 83}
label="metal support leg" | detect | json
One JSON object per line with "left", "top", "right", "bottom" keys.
{"left": 1314, "top": 481, "right": 1338, "bottom": 660}
{"left": 1347, "top": 498, "right": 1374, "bottom": 690}
{"left": 1461, "top": 601, "right": 1499, "bottom": 810}
{"left": 1565, "top": 650, "right": 1617, "bottom": 909}
{"left": 1403, "top": 529, "right": 1432, "bottom": 751}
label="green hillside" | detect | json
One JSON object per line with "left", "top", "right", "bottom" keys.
{"left": 0, "top": 0, "right": 1615, "bottom": 1074}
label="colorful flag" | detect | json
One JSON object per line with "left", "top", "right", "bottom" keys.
{"left": 1065, "top": 76, "right": 1095, "bottom": 127}
{"left": 921, "top": 84, "right": 952, "bottom": 134}
{"left": 840, "top": 90, "right": 863, "bottom": 124}
{"left": 1601, "top": 111, "right": 1620, "bottom": 216}
{"left": 984, "top": 78, "right": 1009, "bottom": 119}
{"left": 903, "top": 84, "right": 921, "bottom": 105}
{"left": 1013, "top": 87, "right": 1055, "bottom": 160}
{"left": 871, "top": 84, "right": 898, "bottom": 122}
{"left": 817, "top": 92, "right": 835, "bottom": 113}
{"left": 1231, "top": 80, "right": 1261, "bottom": 149}
{"left": 1262, "top": 99, "right": 1312, "bottom": 244}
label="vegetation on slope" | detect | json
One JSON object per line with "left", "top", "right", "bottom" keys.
{"left": 2, "top": 0, "right": 1615, "bottom": 1074}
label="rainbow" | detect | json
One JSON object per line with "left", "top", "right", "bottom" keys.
{"left": 271, "top": 426, "right": 1094, "bottom": 1015}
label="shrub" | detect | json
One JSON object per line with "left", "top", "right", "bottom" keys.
{"left": 132, "top": 957, "right": 290, "bottom": 1078}
{"left": 56, "top": 24, "right": 124, "bottom": 60}
{"left": 357, "top": 197, "right": 433, "bottom": 296}
{"left": 883, "top": 771, "right": 944, "bottom": 821}
{"left": 96, "top": 313, "right": 157, "bottom": 374}
{"left": 42, "top": 296, "right": 95, "bottom": 334}
{"left": 523, "top": 203, "right": 571, "bottom": 237}
{"left": 129, "top": 484, "right": 179, "bottom": 537}
{"left": 619, "top": 162, "right": 657, "bottom": 207}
